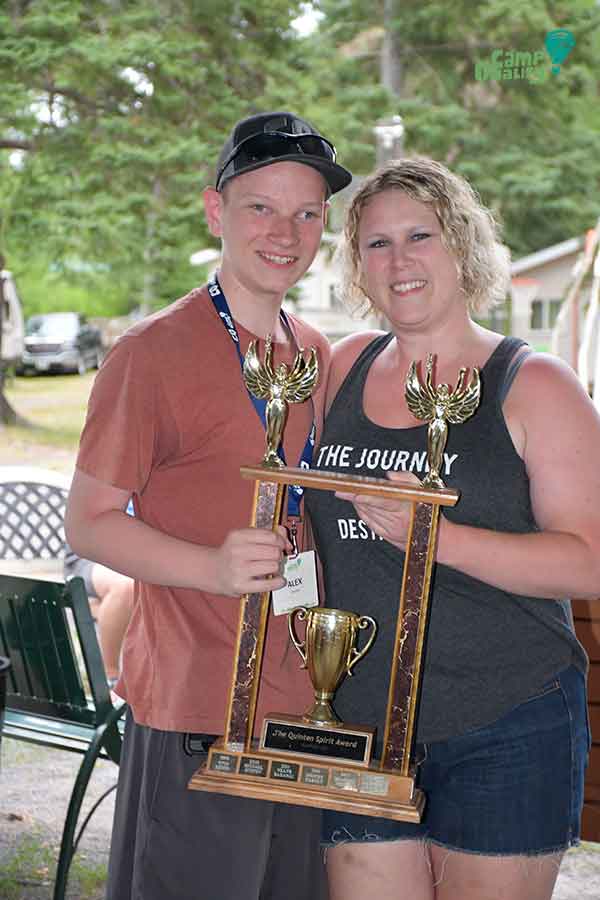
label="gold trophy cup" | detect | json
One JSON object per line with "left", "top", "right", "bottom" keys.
{"left": 289, "top": 607, "right": 377, "bottom": 726}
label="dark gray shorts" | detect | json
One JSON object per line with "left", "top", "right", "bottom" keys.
{"left": 107, "top": 710, "right": 328, "bottom": 900}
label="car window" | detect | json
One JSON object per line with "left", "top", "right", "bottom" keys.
{"left": 25, "top": 313, "right": 79, "bottom": 338}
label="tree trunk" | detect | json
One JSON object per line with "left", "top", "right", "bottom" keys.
{"left": 0, "top": 261, "right": 27, "bottom": 427}
{"left": 140, "top": 177, "right": 163, "bottom": 316}
{"left": 380, "top": 0, "right": 403, "bottom": 97}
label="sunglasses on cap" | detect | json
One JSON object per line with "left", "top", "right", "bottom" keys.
{"left": 215, "top": 131, "right": 338, "bottom": 191}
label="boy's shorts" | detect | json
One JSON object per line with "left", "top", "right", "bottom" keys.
{"left": 107, "top": 709, "right": 328, "bottom": 900}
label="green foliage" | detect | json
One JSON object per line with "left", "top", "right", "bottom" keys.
{"left": 0, "top": 0, "right": 309, "bottom": 313}
{"left": 1, "top": 0, "right": 599, "bottom": 318}
{"left": 10, "top": 254, "right": 128, "bottom": 318}
{"left": 315, "top": 0, "right": 600, "bottom": 258}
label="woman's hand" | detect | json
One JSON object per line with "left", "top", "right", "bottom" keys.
{"left": 335, "top": 472, "right": 422, "bottom": 551}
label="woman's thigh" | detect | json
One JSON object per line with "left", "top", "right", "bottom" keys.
{"left": 325, "top": 841, "right": 564, "bottom": 900}
{"left": 326, "top": 839, "right": 434, "bottom": 900}
{"left": 430, "top": 844, "right": 563, "bottom": 900}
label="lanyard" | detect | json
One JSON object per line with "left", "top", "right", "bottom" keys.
{"left": 208, "top": 275, "right": 315, "bottom": 520}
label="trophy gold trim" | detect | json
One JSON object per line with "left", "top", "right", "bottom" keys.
{"left": 243, "top": 335, "right": 318, "bottom": 468}
{"left": 406, "top": 354, "right": 480, "bottom": 488}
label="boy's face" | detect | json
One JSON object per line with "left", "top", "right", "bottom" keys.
{"left": 204, "top": 161, "right": 327, "bottom": 302}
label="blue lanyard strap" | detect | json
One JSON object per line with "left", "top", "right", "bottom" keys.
{"left": 208, "top": 275, "right": 315, "bottom": 519}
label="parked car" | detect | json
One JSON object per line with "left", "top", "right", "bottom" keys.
{"left": 19, "top": 312, "right": 104, "bottom": 375}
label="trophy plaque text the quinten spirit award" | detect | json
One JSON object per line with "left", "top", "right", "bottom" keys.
{"left": 189, "top": 349, "right": 480, "bottom": 821}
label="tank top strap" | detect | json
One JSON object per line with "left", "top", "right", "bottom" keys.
{"left": 478, "top": 336, "right": 530, "bottom": 405}
{"left": 498, "top": 339, "right": 532, "bottom": 405}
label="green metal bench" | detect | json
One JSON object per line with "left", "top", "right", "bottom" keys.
{"left": 0, "top": 573, "right": 126, "bottom": 900}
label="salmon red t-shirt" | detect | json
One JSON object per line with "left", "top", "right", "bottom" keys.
{"left": 75, "top": 285, "right": 331, "bottom": 733}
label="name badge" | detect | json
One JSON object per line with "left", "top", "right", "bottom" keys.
{"left": 272, "top": 550, "right": 319, "bottom": 616}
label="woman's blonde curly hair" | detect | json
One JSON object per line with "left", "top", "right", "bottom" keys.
{"left": 337, "top": 157, "right": 510, "bottom": 317}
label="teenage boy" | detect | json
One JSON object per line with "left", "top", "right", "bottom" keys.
{"left": 65, "top": 111, "right": 352, "bottom": 900}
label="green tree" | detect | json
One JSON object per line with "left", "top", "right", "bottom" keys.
{"left": 314, "top": 0, "right": 600, "bottom": 258}
{"left": 0, "top": 0, "right": 320, "bottom": 316}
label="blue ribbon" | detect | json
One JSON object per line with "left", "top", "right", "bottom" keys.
{"left": 208, "top": 275, "right": 315, "bottom": 519}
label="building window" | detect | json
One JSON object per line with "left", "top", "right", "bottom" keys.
{"left": 549, "top": 299, "right": 562, "bottom": 328}
{"left": 530, "top": 298, "right": 562, "bottom": 330}
{"left": 329, "top": 284, "right": 344, "bottom": 312}
{"left": 530, "top": 300, "right": 544, "bottom": 330}
{"left": 475, "top": 297, "right": 510, "bottom": 335}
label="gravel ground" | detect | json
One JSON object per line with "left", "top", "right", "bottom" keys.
{"left": 1, "top": 738, "right": 600, "bottom": 899}
{"left": 0, "top": 739, "right": 117, "bottom": 899}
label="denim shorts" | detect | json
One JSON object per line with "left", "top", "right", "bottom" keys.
{"left": 322, "top": 665, "right": 590, "bottom": 855}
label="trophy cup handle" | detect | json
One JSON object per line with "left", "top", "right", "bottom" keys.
{"left": 288, "top": 607, "right": 309, "bottom": 668}
{"left": 347, "top": 616, "right": 377, "bottom": 675}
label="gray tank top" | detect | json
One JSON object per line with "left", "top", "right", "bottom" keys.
{"left": 306, "top": 334, "right": 587, "bottom": 744}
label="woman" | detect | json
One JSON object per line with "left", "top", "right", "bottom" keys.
{"left": 306, "top": 158, "right": 600, "bottom": 900}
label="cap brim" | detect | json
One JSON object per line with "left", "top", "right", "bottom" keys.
{"left": 220, "top": 155, "right": 352, "bottom": 195}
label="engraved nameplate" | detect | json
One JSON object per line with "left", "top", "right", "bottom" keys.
{"left": 263, "top": 722, "right": 369, "bottom": 764}
{"left": 301, "top": 765, "right": 329, "bottom": 787}
{"left": 209, "top": 753, "right": 238, "bottom": 774}
{"left": 240, "top": 756, "right": 269, "bottom": 777}
{"left": 270, "top": 760, "right": 300, "bottom": 782}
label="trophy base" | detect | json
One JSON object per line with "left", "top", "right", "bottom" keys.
{"left": 260, "top": 713, "right": 375, "bottom": 767}
{"left": 187, "top": 738, "right": 425, "bottom": 823}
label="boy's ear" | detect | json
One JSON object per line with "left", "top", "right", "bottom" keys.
{"left": 203, "top": 187, "right": 223, "bottom": 237}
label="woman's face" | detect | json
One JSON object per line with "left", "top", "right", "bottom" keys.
{"left": 357, "top": 190, "right": 464, "bottom": 332}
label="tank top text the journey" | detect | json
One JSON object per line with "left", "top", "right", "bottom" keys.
{"left": 306, "top": 334, "right": 586, "bottom": 745}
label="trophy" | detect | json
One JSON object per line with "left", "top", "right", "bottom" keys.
{"left": 259, "top": 607, "right": 377, "bottom": 767}
{"left": 243, "top": 335, "right": 318, "bottom": 468}
{"left": 189, "top": 349, "right": 480, "bottom": 821}
{"left": 289, "top": 607, "right": 377, "bottom": 727}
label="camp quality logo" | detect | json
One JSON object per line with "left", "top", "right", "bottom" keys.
{"left": 475, "top": 29, "right": 575, "bottom": 84}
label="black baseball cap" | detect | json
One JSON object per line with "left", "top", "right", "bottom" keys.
{"left": 215, "top": 111, "right": 352, "bottom": 196}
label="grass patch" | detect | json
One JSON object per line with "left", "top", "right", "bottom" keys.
{"left": 0, "top": 834, "right": 55, "bottom": 900}
{"left": 574, "top": 841, "right": 600, "bottom": 853}
{"left": 0, "top": 832, "right": 107, "bottom": 900}
{"left": 69, "top": 854, "right": 108, "bottom": 897}
{"left": 4, "top": 373, "right": 94, "bottom": 450}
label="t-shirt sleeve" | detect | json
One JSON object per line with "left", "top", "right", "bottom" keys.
{"left": 76, "top": 332, "right": 168, "bottom": 493}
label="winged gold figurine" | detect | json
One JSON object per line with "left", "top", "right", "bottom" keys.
{"left": 243, "top": 335, "right": 319, "bottom": 467}
{"left": 405, "top": 354, "right": 480, "bottom": 488}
